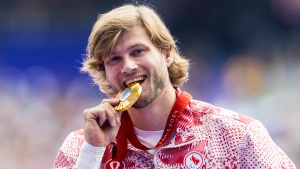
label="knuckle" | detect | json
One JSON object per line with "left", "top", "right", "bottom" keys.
{"left": 82, "top": 109, "right": 90, "bottom": 115}
{"left": 82, "top": 109, "right": 92, "bottom": 118}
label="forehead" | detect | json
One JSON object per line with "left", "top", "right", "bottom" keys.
{"left": 110, "top": 26, "right": 153, "bottom": 54}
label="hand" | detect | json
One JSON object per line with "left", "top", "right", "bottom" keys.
{"left": 82, "top": 98, "right": 121, "bottom": 147}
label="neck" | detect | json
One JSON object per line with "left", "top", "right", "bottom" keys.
{"left": 127, "top": 86, "right": 177, "bottom": 131}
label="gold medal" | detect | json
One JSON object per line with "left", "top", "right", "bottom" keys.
{"left": 114, "top": 82, "right": 142, "bottom": 112}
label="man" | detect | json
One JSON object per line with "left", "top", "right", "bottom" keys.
{"left": 54, "top": 4, "right": 296, "bottom": 169}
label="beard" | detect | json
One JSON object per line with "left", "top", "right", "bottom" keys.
{"left": 132, "top": 69, "right": 166, "bottom": 108}
{"left": 107, "top": 57, "right": 169, "bottom": 109}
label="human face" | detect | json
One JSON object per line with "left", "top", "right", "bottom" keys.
{"left": 104, "top": 26, "right": 173, "bottom": 108}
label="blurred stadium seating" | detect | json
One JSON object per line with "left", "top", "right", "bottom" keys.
{"left": 0, "top": 0, "right": 299, "bottom": 168}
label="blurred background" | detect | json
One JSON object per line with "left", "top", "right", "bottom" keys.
{"left": 0, "top": 0, "right": 299, "bottom": 168}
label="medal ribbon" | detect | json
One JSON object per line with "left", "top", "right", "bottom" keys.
{"left": 113, "top": 91, "right": 192, "bottom": 162}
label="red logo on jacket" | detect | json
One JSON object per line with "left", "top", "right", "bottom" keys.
{"left": 105, "top": 160, "right": 125, "bottom": 169}
{"left": 184, "top": 151, "right": 203, "bottom": 169}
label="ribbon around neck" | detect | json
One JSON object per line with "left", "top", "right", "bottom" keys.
{"left": 113, "top": 91, "right": 192, "bottom": 162}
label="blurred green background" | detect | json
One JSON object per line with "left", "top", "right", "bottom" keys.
{"left": 0, "top": 0, "right": 299, "bottom": 168}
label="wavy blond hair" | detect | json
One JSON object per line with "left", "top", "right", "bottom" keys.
{"left": 81, "top": 4, "right": 189, "bottom": 97}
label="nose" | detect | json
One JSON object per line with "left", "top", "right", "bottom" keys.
{"left": 121, "top": 57, "right": 138, "bottom": 74}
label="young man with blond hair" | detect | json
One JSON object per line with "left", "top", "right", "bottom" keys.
{"left": 54, "top": 4, "right": 296, "bottom": 169}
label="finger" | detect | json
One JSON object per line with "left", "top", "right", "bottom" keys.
{"left": 83, "top": 107, "right": 107, "bottom": 127}
{"left": 107, "top": 111, "right": 117, "bottom": 127}
{"left": 96, "top": 108, "right": 107, "bottom": 126}
{"left": 102, "top": 102, "right": 117, "bottom": 127}
{"left": 115, "top": 111, "right": 122, "bottom": 125}
{"left": 101, "top": 98, "right": 120, "bottom": 106}
{"left": 83, "top": 108, "right": 97, "bottom": 120}
{"left": 84, "top": 98, "right": 120, "bottom": 127}
{"left": 99, "top": 98, "right": 120, "bottom": 117}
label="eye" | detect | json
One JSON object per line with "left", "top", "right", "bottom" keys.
{"left": 110, "top": 56, "right": 121, "bottom": 62}
{"left": 132, "top": 49, "right": 145, "bottom": 56}
{"left": 105, "top": 56, "right": 122, "bottom": 65}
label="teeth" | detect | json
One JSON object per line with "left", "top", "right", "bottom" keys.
{"left": 125, "top": 76, "right": 145, "bottom": 86}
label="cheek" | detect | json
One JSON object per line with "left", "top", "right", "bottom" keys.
{"left": 105, "top": 68, "right": 118, "bottom": 82}
{"left": 105, "top": 67, "right": 124, "bottom": 89}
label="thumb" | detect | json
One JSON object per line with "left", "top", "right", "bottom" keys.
{"left": 110, "top": 98, "right": 120, "bottom": 106}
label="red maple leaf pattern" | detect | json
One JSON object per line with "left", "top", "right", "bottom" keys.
{"left": 191, "top": 155, "right": 200, "bottom": 165}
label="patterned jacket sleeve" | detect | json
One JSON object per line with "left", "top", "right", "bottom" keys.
{"left": 53, "top": 130, "right": 84, "bottom": 169}
{"left": 240, "top": 120, "right": 296, "bottom": 168}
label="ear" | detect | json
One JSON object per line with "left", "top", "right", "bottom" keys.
{"left": 164, "top": 50, "right": 173, "bottom": 67}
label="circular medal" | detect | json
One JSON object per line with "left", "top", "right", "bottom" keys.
{"left": 114, "top": 82, "right": 142, "bottom": 112}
